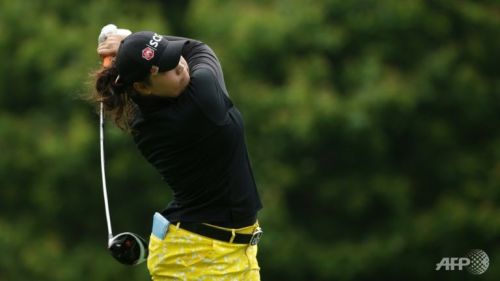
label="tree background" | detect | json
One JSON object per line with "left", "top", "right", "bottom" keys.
{"left": 0, "top": 0, "right": 499, "bottom": 280}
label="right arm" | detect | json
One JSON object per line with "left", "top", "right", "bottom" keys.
{"left": 163, "top": 36, "right": 228, "bottom": 94}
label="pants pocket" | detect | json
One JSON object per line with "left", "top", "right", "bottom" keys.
{"left": 246, "top": 245, "right": 260, "bottom": 270}
{"left": 147, "top": 234, "right": 163, "bottom": 276}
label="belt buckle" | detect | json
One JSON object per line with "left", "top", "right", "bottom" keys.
{"left": 249, "top": 227, "right": 263, "bottom": 246}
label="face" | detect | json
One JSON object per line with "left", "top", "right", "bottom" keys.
{"left": 134, "top": 56, "right": 190, "bottom": 98}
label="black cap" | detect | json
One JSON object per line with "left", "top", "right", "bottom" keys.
{"left": 115, "top": 31, "right": 187, "bottom": 84}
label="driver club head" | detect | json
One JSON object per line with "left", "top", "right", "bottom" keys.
{"left": 108, "top": 232, "right": 148, "bottom": 266}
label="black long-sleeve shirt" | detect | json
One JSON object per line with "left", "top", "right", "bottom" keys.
{"left": 129, "top": 37, "right": 262, "bottom": 227}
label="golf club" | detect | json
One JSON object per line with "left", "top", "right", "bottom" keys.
{"left": 99, "top": 102, "right": 148, "bottom": 266}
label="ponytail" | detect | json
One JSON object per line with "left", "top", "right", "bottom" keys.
{"left": 89, "top": 65, "right": 137, "bottom": 131}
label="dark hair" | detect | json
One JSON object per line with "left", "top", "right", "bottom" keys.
{"left": 88, "top": 64, "right": 150, "bottom": 131}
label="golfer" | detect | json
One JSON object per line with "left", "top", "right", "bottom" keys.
{"left": 92, "top": 30, "right": 263, "bottom": 280}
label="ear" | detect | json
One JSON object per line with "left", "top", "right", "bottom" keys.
{"left": 133, "top": 81, "right": 152, "bottom": 95}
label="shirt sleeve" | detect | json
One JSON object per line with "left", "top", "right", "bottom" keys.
{"left": 163, "top": 35, "right": 228, "bottom": 95}
{"left": 187, "top": 68, "right": 232, "bottom": 126}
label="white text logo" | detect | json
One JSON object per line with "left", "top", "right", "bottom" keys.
{"left": 436, "top": 249, "right": 489, "bottom": 275}
{"left": 148, "top": 33, "right": 162, "bottom": 49}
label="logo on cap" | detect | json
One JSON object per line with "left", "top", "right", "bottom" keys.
{"left": 142, "top": 47, "right": 155, "bottom": 61}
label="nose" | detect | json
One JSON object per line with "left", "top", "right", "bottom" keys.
{"left": 176, "top": 63, "right": 183, "bottom": 75}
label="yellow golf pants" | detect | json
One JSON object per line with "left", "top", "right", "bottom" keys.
{"left": 147, "top": 222, "right": 261, "bottom": 280}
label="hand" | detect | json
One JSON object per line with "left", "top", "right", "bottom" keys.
{"left": 97, "top": 32, "right": 131, "bottom": 57}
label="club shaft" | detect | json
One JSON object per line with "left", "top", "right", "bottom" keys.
{"left": 100, "top": 102, "right": 113, "bottom": 239}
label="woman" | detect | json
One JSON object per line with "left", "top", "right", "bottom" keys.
{"left": 92, "top": 30, "right": 263, "bottom": 280}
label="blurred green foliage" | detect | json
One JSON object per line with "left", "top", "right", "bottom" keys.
{"left": 1, "top": 0, "right": 499, "bottom": 280}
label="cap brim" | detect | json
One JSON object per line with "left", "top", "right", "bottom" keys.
{"left": 157, "top": 40, "right": 188, "bottom": 72}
